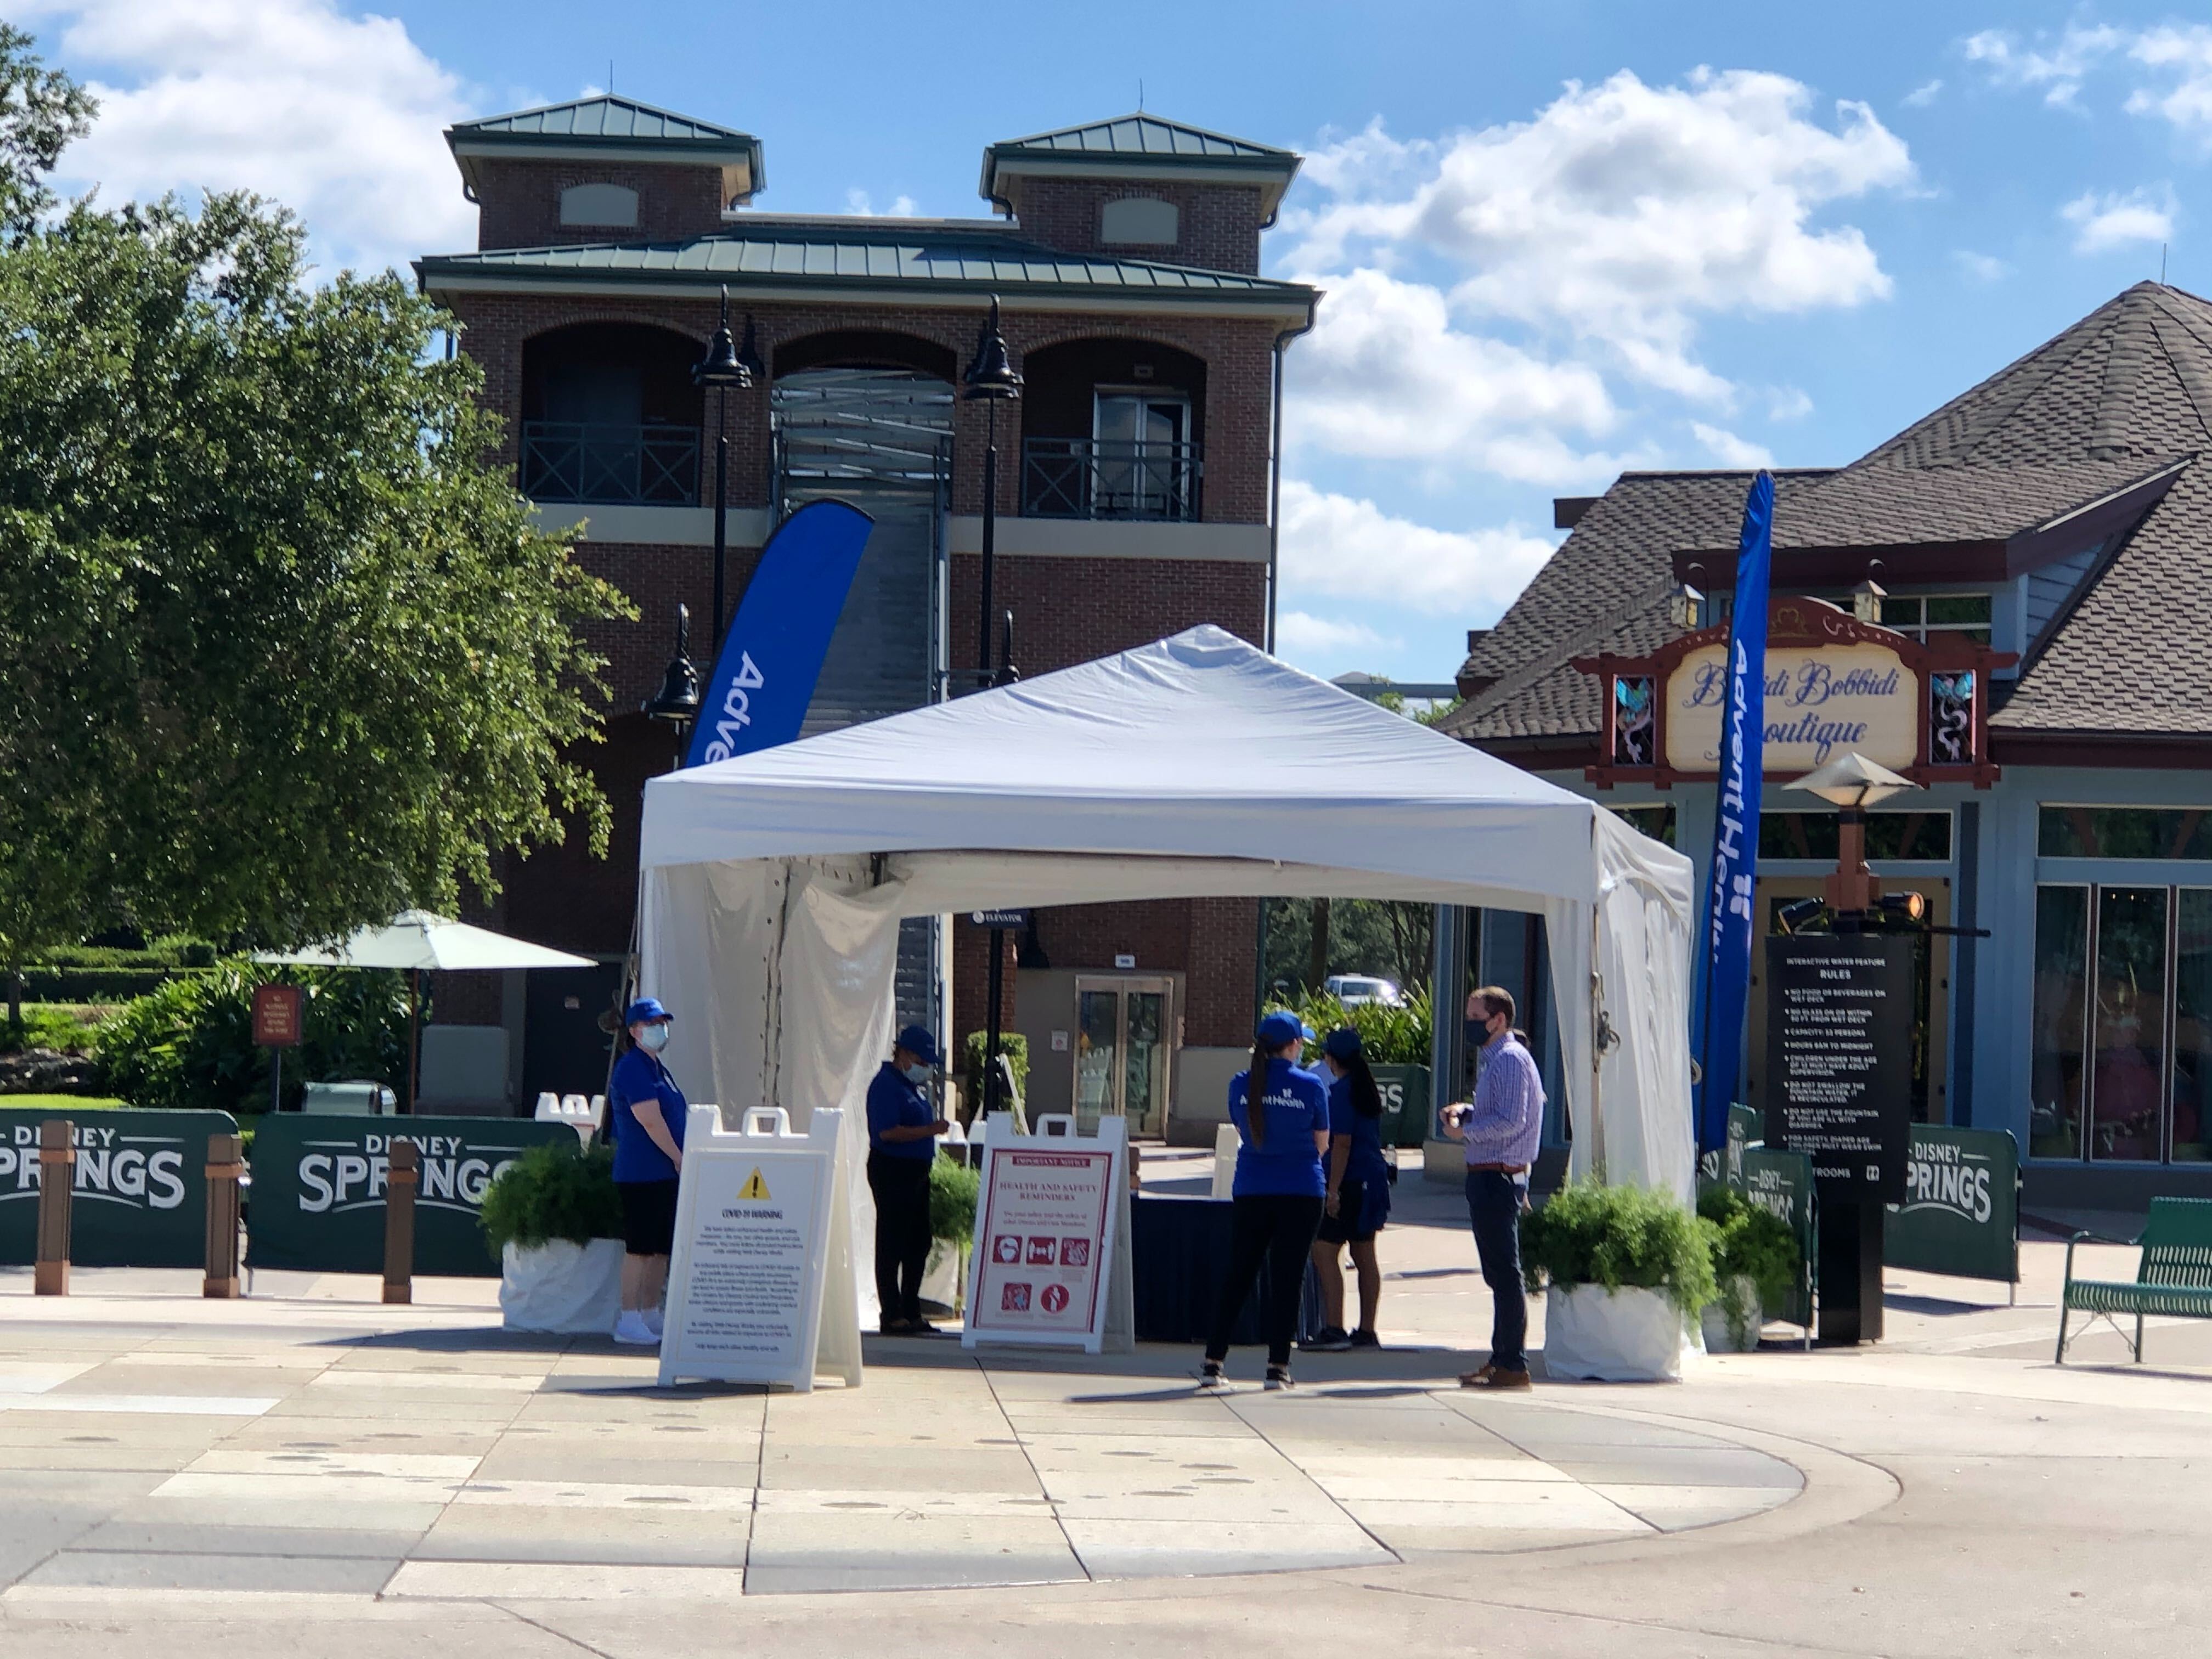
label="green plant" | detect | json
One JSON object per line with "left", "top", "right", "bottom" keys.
{"left": 0, "top": 1002, "right": 100, "bottom": 1054}
{"left": 1697, "top": 1184, "right": 1802, "bottom": 1343}
{"left": 1520, "top": 1181, "right": 1719, "bottom": 1321}
{"left": 1267, "top": 986, "right": 1434, "bottom": 1066}
{"left": 962, "top": 1030, "right": 1030, "bottom": 1103}
{"left": 94, "top": 958, "right": 415, "bottom": 1112}
{"left": 478, "top": 1139, "right": 621, "bottom": 1252}
{"left": 929, "top": 1154, "right": 981, "bottom": 1244}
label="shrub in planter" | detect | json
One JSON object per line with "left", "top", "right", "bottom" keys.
{"left": 479, "top": 1139, "right": 625, "bottom": 1334}
{"left": 961, "top": 1030, "right": 1029, "bottom": 1113}
{"left": 1696, "top": 1186, "right": 1802, "bottom": 1351}
{"left": 1521, "top": 1182, "right": 1718, "bottom": 1381}
{"left": 922, "top": 1153, "right": 982, "bottom": 1314}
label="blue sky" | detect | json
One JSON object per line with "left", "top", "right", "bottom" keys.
{"left": 25, "top": 1, "right": 2212, "bottom": 681}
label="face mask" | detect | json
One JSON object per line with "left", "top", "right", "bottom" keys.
{"left": 639, "top": 1024, "right": 672, "bottom": 1053}
{"left": 903, "top": 1063, "right": 931, "bottom": 1085}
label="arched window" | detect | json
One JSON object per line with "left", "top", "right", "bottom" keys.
{"left": 1099, "top": 196, "right": 1178, "bottom": 246}
{"left": 560, "top": 182, "right": 639, "bottom": 228}
{"left": 520, "top": 324, "right": 704, "bottom": 504}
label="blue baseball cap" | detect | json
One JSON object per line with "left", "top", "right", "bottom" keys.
{"left": 1323, "top": 1027, "right": 1364, "bottom": 1062}
{"left": 624, "top": 997, "right": 672, "bottom": 1026}
{"left": 894, "top": 1024, "right": 942, "bottom": 1066}
{"left": 1256, "top": 1011, "right": 1314, "bottom": 1048}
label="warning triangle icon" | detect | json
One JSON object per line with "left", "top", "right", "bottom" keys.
{"left": 738, "top": 1167, "right": 771, "bottom": 1200}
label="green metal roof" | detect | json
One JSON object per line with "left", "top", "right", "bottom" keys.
{"left": 446, "top": 96, "right": 764, "bottom": 202}
{"left": 980, "top": 114, "right": 1301, "bottom": 219}
{"left": 415, "top": 219, "right": 1316, "bottom": 318}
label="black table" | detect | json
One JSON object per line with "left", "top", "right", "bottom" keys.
{"left": 1129, "top": 1193, "right": 1321, "bottom": 1346}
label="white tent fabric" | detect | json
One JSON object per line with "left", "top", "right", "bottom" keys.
{"left": 635, "top": 626, "right": 1697, "bottom": 1367}
{"left": 253, "top": 909, "right": 596, "bottom": 971}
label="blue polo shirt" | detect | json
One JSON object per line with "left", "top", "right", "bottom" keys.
{"left": 1227, "top": 1058, "right": 1330, "bottom": 1198}
{"left": 607, "top": 1047, "right": 686, "bottom": 1183}
{"left": 1328, "top": 1072, "right": 1392, "bottom": 1187}
{"left": 866, "top": 1062, "right": 936, "bottom": 1161}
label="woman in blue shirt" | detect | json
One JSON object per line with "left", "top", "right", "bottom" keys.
{"left": 1304, "top": 1026, "right": 1393, "bottom": 1352}
{"left": 1201, "top": 1011, "right": 1331, "bottom": 1391}
{"left": 606, "top": 997, "right": 688, "bottom": 1347}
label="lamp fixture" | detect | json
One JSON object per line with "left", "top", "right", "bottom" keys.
{"left": 1787, "top": 751, "right": 1920, "bottom": 810}
{"left": 961, "top": 295, "right": 1023, "bottom": 400}
{"left": 1667, "top": 580, "right": 1706, "bottom": 631}
{"left": 642, "top": 603, "right": 701, "bottom": 734}
{"left": 691, "top": 285, "right": 752, "bottom": 390}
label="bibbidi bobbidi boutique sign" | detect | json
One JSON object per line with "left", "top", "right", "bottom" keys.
{"left": 248, "top": 1114, "right": 574, "bottom": 1277}
{"left": 0, "top": 1108, "right": 238, "bottom": 1268}
{"left": 1666, "top": 641, "right": 1917, "bottom": 773}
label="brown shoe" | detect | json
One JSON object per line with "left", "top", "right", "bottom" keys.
{"left": 1460, "top": 1364, "right": 1533, "bottom": 1390}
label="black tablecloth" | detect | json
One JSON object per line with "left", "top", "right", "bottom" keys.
{"left": 1130, "top": 1193, "right": 1321, "bottom": 1346}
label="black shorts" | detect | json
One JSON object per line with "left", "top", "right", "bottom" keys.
{"left": 1315, "top": 1180, "right": 1387, "bottom": 1246}
{"left": 618, "top": 1178, "right": 680, "bottom": 1257}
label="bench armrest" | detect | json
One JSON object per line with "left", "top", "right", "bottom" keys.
{"left": 2063, "top": 1228, "right": 2143, "bottom": 1293}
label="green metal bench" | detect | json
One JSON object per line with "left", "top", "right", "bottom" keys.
{"left": 2056, "top": 1197, "right": 2212, "bottom": 1364}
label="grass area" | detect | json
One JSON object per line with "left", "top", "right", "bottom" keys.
{"left": 0, "top": 1093, "right": 128, "bottom": 1109}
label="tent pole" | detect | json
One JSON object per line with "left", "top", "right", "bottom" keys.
{"left": 1588, "top": 906, "right": 1606, "bottom": 1183}
{"left": 407, "top": 969, "right": 420, "bottom": 1116}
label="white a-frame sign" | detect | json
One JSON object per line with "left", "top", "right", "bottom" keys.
{"left": 963, "top": 1113, "right": 1133, "bottom": 1356}
{"left": 659, "top": 1106, "right": 849, "bottom": 1391}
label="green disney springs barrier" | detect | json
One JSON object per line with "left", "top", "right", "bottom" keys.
{"left": 249, "top": 1114, "right": 577, "bottom": 1277}
{"left": 0, "top": 1108, "right": 240, "bottom": 1268}
{"left": 1883, "top": 1123, "right": 2021, "bottom": 1286}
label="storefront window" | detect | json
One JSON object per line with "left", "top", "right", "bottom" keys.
{"left": 2175, "top": 890, "right": 2212, "bottom": 1163}
{"left": 1880, "top": 592, "right": 1993, "bottom": 645}
{"left": 2090, "top": 887, "right": 2169, "bottom": 1163}
{"left": 2029, "top": 886, "right": 2090, "bottom": 1159}
{"left": 1758, "top": 811, "right": 1952, "bottom": 861}
{"left": 2039, "top": 807, "right": 2212, "bottom": 860}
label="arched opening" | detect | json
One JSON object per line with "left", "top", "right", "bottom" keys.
{"left": 1019, "top": 338, "right": 1206, "bottom": 521}
{"left": 520, "top": 323, "right": 706, "bottom": 505}
{"left": 772, "top": 328, "right": 957, "bottom": 383}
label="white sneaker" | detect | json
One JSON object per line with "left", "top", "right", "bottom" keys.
{"left": 612, "top": 1311, "right": 658, "bottom": 1346}
{"left": 643, "top": 1306, "right": 664, "bottom": 1337}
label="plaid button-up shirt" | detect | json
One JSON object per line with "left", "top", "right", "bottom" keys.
{"left": 1460, "top": 1031, "right": 1544, "bottom": 1170}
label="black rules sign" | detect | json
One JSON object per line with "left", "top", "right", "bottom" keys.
{"left": 1763, "top": 934, "right": 1913, "bottom": 1204}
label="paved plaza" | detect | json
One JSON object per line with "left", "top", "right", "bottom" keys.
{"left": 0, "top": 1158, "right": 2207, "bottom": 1654}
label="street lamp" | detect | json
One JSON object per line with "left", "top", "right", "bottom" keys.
{"left": 643, "top": 602, "right": 702, "bottom": 768}
{"left": 692, "top": 285, "right": 755, "bottom": 651}
{"left": 1787, "top": 751, "right": 1921, "bottom": 925}
{"left": 962, "top": 295, "right": 1023, "bottom": 689}
{"left": 961, "top": 297, "right": 1023, "bottom": 1118}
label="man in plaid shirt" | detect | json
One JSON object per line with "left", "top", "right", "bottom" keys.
{"left": 1443, "top": 985, "right": 1545, "bottom": 1389}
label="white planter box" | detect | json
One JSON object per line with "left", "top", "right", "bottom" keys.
{"left": 1700, "top": 1276, "right": 1765, "bottom": 1353}
{"left": 1544, "top": 1284, "right": 1696, "bottom": 1381}
{"left": 500, "top": 1238, "right": 625, "bottom": 1334}
{"left": 920, "top": 1238, "right": 966, "bottom": 1314}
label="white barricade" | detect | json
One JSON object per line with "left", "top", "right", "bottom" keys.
{"left": 1211, "top": 1121, "right": 1240, "bottom": 1199}
{"left": 660, "top": 1105, "right": 844, "bottom": 1391}
{"left": 533, "top": 1091, "right": 599, "bottom": 1144}
{"left": 962, "top": 1113, "right": 1133, "bottom": 1356}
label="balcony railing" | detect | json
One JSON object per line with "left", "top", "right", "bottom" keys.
{"left": 1022, "top": 437, "right": 1202, "bottom": 522}
{"left": 520, "top": 421, "right": 701, "bottom": 506}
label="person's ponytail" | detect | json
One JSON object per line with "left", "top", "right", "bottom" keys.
{"left": 1347, "top": 1051, "right": 1383, "bottom": 1120}
{"left": 1246, "top": 1031, "right": 1271, "bottom": 1149}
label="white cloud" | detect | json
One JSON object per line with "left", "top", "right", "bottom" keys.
{"left": 1951, "top": 250, "right": 2012, "bottom": 283}
{"left": 1962, "top": 26, "right": 2123, "bottom": 108}
{"left": 1273, "top": 611, "right": 1397, "bottom": 662}
{"left": 2061, "top": 188, "right": 2176, "bottom": 255}
{"left": 29, "top": 0, "right": 475, "bottom": 275}
{"left": 1691, "top": 422, "right": 1774, "bottom": 469}
{"left": 1278, "top": 479, "right": 1556, "bottom": 613}
{"left": 1286, "top": 267, "right": 1617, "bottom": 482}
{"left": 1286, "top": 70, "right": 1911, "bottom": 399}
{"left": 1903, "top": 80, "right": 1944, "bottom": 109}
{"left": 2128, "top": 25, "right": 2212, "bottom": 141}
{"left": 845, "top": 188, "right": 919, "bottom": 217}
{"left": 1765, "top": 386, "right": 1814, "bottom": 421}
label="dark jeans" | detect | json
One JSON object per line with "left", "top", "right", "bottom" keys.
{"left": 867, "top": 1152, "right": 933, "bottom": 1324}
{"left": 1205, "top": 1193, "right": 1325, "bottom": 1368}
{"left": 1466, "top": 1170, "right": 1528, "bottom": 1373}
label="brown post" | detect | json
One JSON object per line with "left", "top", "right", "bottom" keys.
{"left": 382, "top": 1138, "right": 417, "bottom": 1305}
{"left": 34, "top": 1119, "right": 75, "bottom": 1296}
{"left": 203, "top": 1132, "right": 245, "bottom": 1299}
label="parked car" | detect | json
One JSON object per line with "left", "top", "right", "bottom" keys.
{"left": 1324, "top": 974, "right": 1403, "bottom": 1008}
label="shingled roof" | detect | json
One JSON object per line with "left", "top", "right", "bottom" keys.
{"left": 1444, "top": 282, "right": 2212, "bottom": 751}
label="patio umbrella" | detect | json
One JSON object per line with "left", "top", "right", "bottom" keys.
{"left": 255, "top": 911, "right": 596, "bottom": 1111}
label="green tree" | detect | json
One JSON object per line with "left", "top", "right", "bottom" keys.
{"left": 0, "top": 24, "right": 94, "bottom": 237}
{"left": 0, "top": 191, "right": 630, "bottom": 1022}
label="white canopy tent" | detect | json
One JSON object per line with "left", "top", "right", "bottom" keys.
{"left": 635, "top": 626, "right": 1697, "bottom": 1376}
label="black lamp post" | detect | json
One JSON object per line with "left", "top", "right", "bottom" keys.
{"left": 963, "top": 295, "right": 1023, "bottom": 687}
{"left": 643, "top": 602, "right": 702, "bottom": 768}
{"left": 961, "top": 296, "right": 1023, "bottom": 1117}
{"left": 692, "top": 285, "right": 755, "bottom": 651}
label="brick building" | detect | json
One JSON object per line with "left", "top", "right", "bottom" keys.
{"left": 414, "top": 98, "right": 1317, "bottom": 1132}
